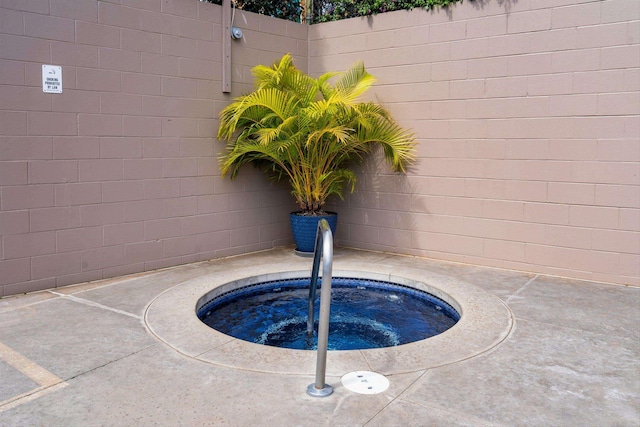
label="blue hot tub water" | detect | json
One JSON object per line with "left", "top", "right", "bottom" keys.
{"left": 197, "top": 277, "right": 460, "bottom": 351}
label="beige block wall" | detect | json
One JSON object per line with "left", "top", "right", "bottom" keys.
{"left": 0, "top": 0, "right": 306, "bottom": 296}
{"left": 313, "top": 0, "right": 639, "bottom": 285}
{"left": 1, "top": 0, "right": 638, "bottom": 296}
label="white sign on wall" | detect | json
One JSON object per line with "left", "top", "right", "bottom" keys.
{"left": 42, "top": 65, "right": 62, "bottom": 93}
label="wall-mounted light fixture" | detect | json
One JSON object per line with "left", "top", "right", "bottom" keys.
{"left": 231, "top": 26, "right": 243, "bottom": 40}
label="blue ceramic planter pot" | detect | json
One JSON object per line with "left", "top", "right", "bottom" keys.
{"left": 290, "top": 212, "right": 337, "bottom": 253}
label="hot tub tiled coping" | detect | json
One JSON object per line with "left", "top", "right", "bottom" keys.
{"left": 144, "top": 252, "right": 514, "bottom": 376}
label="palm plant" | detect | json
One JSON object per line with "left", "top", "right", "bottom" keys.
{"left": 217, "top": 53, "right": 416, "bottom": 215}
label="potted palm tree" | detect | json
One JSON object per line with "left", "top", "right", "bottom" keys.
{"left": 217, "top": 54, "right": 415, "bottom": 253}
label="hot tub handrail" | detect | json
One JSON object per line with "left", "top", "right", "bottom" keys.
{"left": 306, "top": 219, "right": 334, "bottom": 398}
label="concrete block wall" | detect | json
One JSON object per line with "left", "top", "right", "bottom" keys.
{"left": 314, "top": 0, "right": 639, "bottom": 285}
{"left": 1, "top": 0, "right": 638, "bottom": 295}
{"left": 0, "top": 0, "right": 307, "bottom": 296}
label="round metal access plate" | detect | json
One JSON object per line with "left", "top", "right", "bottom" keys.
{"left": 341, "top": 371, "right": 389, "bottom": 395}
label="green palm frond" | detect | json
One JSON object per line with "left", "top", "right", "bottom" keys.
{"left": 356, "top": 116, "right": 416, "bottom": 172}
{"left": 317, "top": 71, "right": 340, "bottom": 100}
{"left": 252, "top": 54, "right": 294, "bottom": 89}
{"left": 252, "top": 64, "right": 277, "bottom": 88}
{"left": 335, "top": 61, "right": 377, "bottom": 102}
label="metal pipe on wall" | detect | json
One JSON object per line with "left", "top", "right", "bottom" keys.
{"left": 222, "top": 0, "right": 232, "bottom": 93}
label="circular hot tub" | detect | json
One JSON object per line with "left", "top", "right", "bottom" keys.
{"left": 145, "top": 260, "right": 513, "bottom": 375}
{"left": 197, "top": 277, "right": 460, "bottom": 350}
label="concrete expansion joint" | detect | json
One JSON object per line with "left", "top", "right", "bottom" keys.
{"left": 64, "top": 344, "right": 156, "bottom": 384}
{"left": 357, "top": 349, "right": 375, "bottom": 373}
{"left": 0, "top": 382, "right": 69, "bottom": 414}
{"left": 49, "top": 291, "right": 141, "bottom": 320}
{"left": 366, "top": 367, "right": 428, "bottom": 421}
{"left": 0, "top": 345, "right": 158, "bottom": 412}
{"left": 506, "top": 274, "right": 540, "bottom": 304}
{"left": 0, "top": 340, "right": 69, "bottom": 413}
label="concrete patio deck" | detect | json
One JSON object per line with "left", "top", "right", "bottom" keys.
{"left": 0, "top": 247, "right": 638, "bottom": 426}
